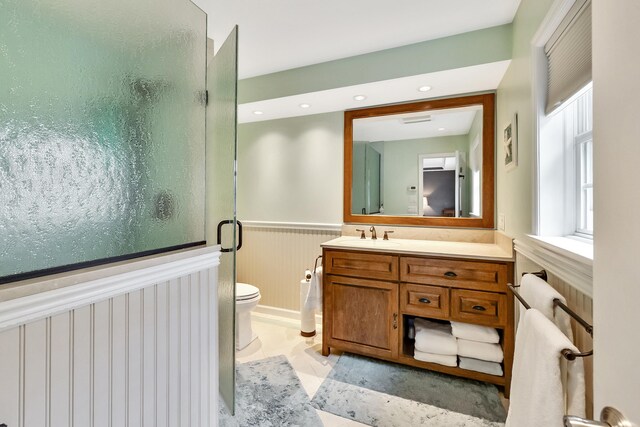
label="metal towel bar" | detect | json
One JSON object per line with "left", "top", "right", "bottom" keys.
{"left": 305, "top": 255, "right": 323, "bottom": 281}
{"left": 508, "top": 270, "right": 593, "bottom": 361}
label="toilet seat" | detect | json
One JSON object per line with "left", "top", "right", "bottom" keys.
{"left": 236, "top": 282, "right": 260, "bottom": 302}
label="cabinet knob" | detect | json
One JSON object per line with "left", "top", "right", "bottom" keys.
{"left": 444, "top": 271, "right": 457, "bottom": 278}
{"left": 472, "top": 305, "right": 486, "bottom": 311}
{"left": 418, "top": 297, "right": 431, "bottom": 304}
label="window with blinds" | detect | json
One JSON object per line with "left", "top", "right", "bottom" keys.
{"left": 544, "top": 0, "right": 592, "bottom": 114}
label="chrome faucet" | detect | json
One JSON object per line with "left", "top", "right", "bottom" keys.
{"left": 370, "top": 226, "right": 377, "bottom": 240}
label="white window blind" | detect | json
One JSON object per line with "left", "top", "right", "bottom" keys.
{"left": 545, "top": 0, "right": 592, "bottom": 114}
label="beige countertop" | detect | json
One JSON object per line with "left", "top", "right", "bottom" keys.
{"left": 321, "top": 236, "right": 514, "bottom": 261}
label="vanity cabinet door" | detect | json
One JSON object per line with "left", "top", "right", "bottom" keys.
{"left": 324, "top": 274, "right": 399, "bottom": 359}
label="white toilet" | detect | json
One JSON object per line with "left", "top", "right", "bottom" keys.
{"left": 235, "top": 282, "right": 261, "bottom": 350}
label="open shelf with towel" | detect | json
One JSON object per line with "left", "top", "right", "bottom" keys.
{"left": 401, "top": 338, "right": 507, "bottom": 386}
{"left": 400, "top": 314, "right": 507, "bottom": 387}
{"left": 321, "top": 248, "right": 515, "bottom": 396}
{"left": 400, "top": 314, "right": 505, "bottom": 386}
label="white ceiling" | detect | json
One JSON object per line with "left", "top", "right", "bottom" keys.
{"left": 354, "top": 106, "right": 482, "bottom": 142}
{"left": 238, "top": 61, "right": 509, "bottom": 123}
{"left": 193, "top": 0, "right": 522, "bottom": 78}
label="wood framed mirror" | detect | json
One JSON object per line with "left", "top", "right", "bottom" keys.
{"left": 344, "top": 93, "right": 495, "bottom": 228}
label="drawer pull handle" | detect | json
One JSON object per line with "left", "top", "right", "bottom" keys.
{"left": 418, "top": 297, "right": 431, "bottom": 304}
{"left": 444, "top": 271, "right": 457, "bottom": 278}
{"left": 393, "top": 313, "right": 398, "bottom": 329}
{"left": 472, "top": 305, "right": 487, "bottom": 311}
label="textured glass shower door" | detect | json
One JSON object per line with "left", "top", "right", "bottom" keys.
{"left": 207, "top": 27, "right": 239, "bottom": 415}
{"left": 0, "top": 0, "right": 207, "bottom": 282}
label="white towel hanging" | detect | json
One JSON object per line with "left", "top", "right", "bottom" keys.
{"left": 506, "top": 309, "right": 585, "bottom": 427}
{"left": 304, "top": 267, "right": 323, "bottom": 311}
{"left": 520, "top": 274, "right": 572, "bottom": 339}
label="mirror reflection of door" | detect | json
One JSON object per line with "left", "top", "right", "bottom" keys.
{"left": 351, "top": 104, "right": 482, "bottom": 218}
{"left": 418, "top": 153, "right": 463, "bottom": 217}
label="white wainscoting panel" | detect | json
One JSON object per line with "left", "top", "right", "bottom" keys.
{"left": 237, "top": 223, "right": 341, "bottom": 311}
{"left": 0, "top": 248, "right": 220, "bottom": 427}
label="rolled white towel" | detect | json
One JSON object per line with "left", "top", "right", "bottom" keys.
{"left": 414, "top": 318, "right": 457, "bottom": 356}
{"left": 459, "top": 356, "right": 503, "bottom": 376}
{"left": 414, "top": 317, "right": 451, "bottom": 333}
{"left": 450, "top": 321, "right": 500, "bottom": 344}
{"left": 413, "top": 350, "right": 457, "bottom": 367}
{"left": 457, "top": 338, "right": 503, "bottom": 363}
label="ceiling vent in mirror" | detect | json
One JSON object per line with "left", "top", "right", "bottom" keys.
{"left": 402, "top": 115, "right": 432, "bottom": 124}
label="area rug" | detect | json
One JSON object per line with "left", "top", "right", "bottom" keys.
{"left": 311, "top": 353, "right": 506, "bottom": 427}
{"left": 218, "top": 355, "right": 323, "bottom": 427}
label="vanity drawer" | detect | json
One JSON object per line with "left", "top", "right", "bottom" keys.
{"left": 400, "top": 284, "right": 450, "bottom": 319}
{"left": 400, "top": 257, "right": 506, "bottom": 292}
{"left": 324, "top": 250, "right": 399, "bottom": 281}
{"left": 451, "top": 289, "right": 507, "bottom": 327}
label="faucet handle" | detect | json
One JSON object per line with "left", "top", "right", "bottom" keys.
{"left": 383, "top": 230, "right": 394, "bottom": 241}
{"left": 355, "top": 229, "right": 366, "bottom": 239}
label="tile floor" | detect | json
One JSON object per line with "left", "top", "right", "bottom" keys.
{"left": 236, "top": 314, "right": 509, "bottom": 426}
{"left": 235, "top": 315, "right": 368, "bottom": 426}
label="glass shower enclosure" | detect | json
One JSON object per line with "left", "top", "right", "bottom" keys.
{"left": 0, "top": 0, "right": 208, "bottom": 281}
{"left": 207, "top": 27, "right": 240, "bottom": 415}
{"left": 1, "top": 0, "right": 239, "bottom": 417}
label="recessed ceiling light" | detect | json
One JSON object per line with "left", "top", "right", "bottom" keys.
{"left": 418, "top": 86, "right": 432, "bottom": 92}
{"left": 253, "top": 111, "right": 264, "bottom": 115}
{"left": 438, "top": 127, "right": 446, "bottom": 131}
{"left": 353, "top": 95, "right": 367, "bottom": 101}
{"left": 299, "top": 103, "right": 311, "bottom": 108}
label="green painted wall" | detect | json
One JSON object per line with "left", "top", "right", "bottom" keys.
{"left": 495, "top": 0, "right": 554, "bottom": 238}
{"left": 237, "top": 112, "right": 343, "bottom": 224}
{"left": 239, "top": 24, "right": 513, "bottom": 104}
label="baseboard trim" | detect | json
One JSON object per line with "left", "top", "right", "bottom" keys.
{"left": 252, "top": 304, "right": 322, "bottom": 329}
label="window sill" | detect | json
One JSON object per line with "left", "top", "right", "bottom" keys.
{"left": 513, "top": 235, "right": 593, "bottom": 297}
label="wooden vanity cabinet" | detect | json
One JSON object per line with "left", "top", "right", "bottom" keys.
{"left": 322, "top": 248, "right": 515, "bottom": 396}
